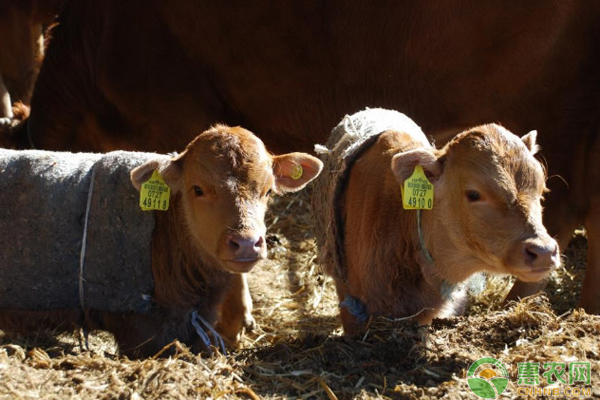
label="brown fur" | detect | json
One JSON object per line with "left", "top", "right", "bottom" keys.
{"left": 0, "top": 102, "right": 30, "bottom": 148}
{"left": 337, "top": 124, "right": 559, "bottom": 335}
{"left": 19, "top": 1, "right": 600, "bottom": 312}
{"left": 0, "top": 0, "right": 61, "bottom": 110}
{"left": 0, "top": 125, "right": 323, "bottom": 357}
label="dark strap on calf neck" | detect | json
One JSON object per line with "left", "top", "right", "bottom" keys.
{"left": 191, "top": 310, "right": 227, "bottom": 355}
{"left": 340, "top": 294, "right": 369, "bottom": 324}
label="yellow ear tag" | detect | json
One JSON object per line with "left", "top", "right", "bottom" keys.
{"left": 290, "top": 164, "right": 303, "bottom": 180}
{"left": 139, "top": 170, "right": 171, "bottom": 211}
{"left": 402, "top": 165, "right": 434, "bottom": 210}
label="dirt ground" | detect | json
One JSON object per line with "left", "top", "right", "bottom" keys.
{"left": 0, "top": 190, "right": 598, "bottom": 400}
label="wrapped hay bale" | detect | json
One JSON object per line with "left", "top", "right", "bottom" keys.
{"left": 0, "top": 149, "right": 168, "bottom": 313}
{"left": 312, "top": 108, "right": 427, "bottom": 283}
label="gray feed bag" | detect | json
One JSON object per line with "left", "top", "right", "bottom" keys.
{"left": 0, "top": 149, "right": 168, "bottom": 313}
{"left": 312, "top": 108, "right": 427, "bottom": 283}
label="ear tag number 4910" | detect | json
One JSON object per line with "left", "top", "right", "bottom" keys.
{"left": 402, "top": 165, "right": 434, "bottom": 210}
{"left": 140, "top": 170, "right": 171, "bottom": 211}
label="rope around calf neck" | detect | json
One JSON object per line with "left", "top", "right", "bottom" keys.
{"left": 191, "top": 310, "right": 227, "bottom": 355}
{"left": 417, "top": 209, "right": 434, "bottom": 264}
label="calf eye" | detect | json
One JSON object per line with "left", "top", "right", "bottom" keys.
{"left": 265, "top": 189, "right": 272, "bottom": 197}
{"left": 466, "top": 190, "right": 481, "bottom": 202}
{"left": 193, "top": 185, "right": 204, "bottom": 197}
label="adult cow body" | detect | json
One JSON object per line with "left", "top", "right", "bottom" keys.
{"left": 24, "top": 1, "right": 600, "bottom": 311}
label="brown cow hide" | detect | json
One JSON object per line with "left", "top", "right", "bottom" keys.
{"left": 0, "top": 149, "right": 166, "bottom": 313}
{"left": 312, "top": 108, "right": 429, "bottom": 284}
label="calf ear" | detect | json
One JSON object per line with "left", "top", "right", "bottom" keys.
{"left": 272, "top": 152, "right": 324, "bottom": 194}
{"left": 391, "top": 148, "right": 442, "bottom": 185}
{"left": 130, "top": 155, "right": 185, "bottom": 193}
{"left": 521, "top": 130, "right": 539, "bottom": 155}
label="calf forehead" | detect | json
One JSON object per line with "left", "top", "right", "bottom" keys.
{"left": 184, "top": 126, "right": 272, "bottom": 185}
{"left": 448, "top": 125, "right": 544, "bottom": 192}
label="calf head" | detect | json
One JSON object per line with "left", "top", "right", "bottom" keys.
{"left": 392, "top": 124, "right": 559, "bottom": 283}
{"left": 131, "top": 124, "right": 323, "bottom": 273}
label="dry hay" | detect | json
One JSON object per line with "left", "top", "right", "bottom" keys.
{"left": 0, "top": 189, "right": 598, "bottom": 399}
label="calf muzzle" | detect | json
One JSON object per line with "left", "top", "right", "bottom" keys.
{"left": 518, "top": 237, "right": 560, "bottom": 281}
{"left": 221, "top": 231, "right": 266, "bottom": 273}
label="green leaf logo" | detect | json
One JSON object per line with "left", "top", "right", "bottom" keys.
{"left": 466, "top": 357, "right": 509, "bottom": 398}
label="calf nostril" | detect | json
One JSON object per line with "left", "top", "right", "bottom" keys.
{"left": 524, "top": 246, "right": 538, "bottom": 263}
{"left": 227, "top": 233, "right": 264, "bottom": 258}
{"left": 523, "top": 241, "right": 559, "bottom": 267}
{"left": 227, "top": 237, "right": 241, "bottom": 250}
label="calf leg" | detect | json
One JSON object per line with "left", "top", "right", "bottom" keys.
{"left": 334, "top": 282, "right": 368, "bottom": 337}
{"left": 0, "top": 309, "right": 80, "bottom": 334}
{"left": 215, "top": 273, "right": 255, "bottom": 345}
{"left": 100, "top": 309, "right": 216, "bottom": 358}
{"left": 504, "top": 280, "right": 547, "bottom": 303}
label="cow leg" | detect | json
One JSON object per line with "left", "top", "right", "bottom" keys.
{"left": 0, "top": 71, "right": 12, "bottom": 124}
{"left": 578, "top": 136, "right": 600, "bottom": 313}
{"left": 579, "top": 208, "right": 600, "bottom": 312}
{"left": 215, "top": 273, "right": 255, "bottom": 345}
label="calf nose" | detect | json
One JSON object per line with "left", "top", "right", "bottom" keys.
{"left": 226, "top": 233, "right": 264, "bottom": 260}
{"left": 523, "top": 240, "right": 559, "bottom": 269}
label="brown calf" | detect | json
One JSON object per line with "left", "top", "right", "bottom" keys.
{"left": 314, "top": 109, "right": 559, "bottom": 335}
{"left": 0, "top": 124, "right": 323, "bottom": 357}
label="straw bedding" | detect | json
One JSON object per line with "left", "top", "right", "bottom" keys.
{"left": 0, "top": 187, "right": 595, "bottom": 399}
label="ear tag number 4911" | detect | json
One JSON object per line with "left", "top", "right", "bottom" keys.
{"left": 140, "top": 170, "right": 171, "bottom": 211}
{"left": 402, "top": 165, "right": 434, "bottom": 210}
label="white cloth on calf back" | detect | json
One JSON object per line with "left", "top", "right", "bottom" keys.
{"left": 0, "top": 149, "right": 168, "bottom": 313}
